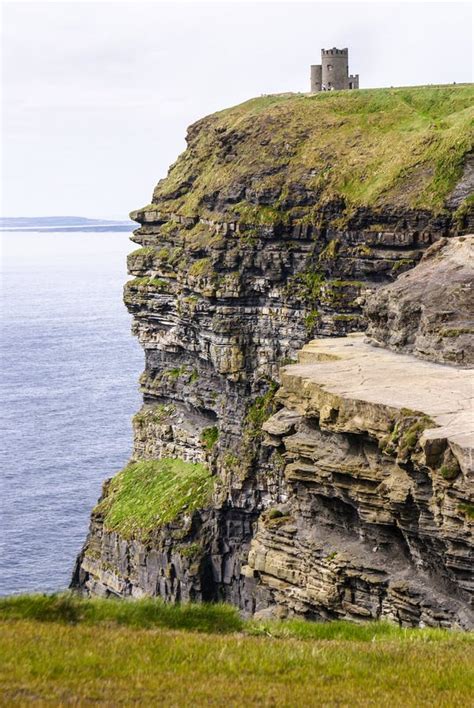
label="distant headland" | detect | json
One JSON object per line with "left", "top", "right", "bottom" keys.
{"left": 0, "top": 216, "right": 135, "bottom": 233}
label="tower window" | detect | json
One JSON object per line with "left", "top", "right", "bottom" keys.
{"left": 327, "top": 64, "right": 333, "bottom": 71}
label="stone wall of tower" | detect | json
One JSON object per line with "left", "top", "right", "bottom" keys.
{"left": 310, "top": 64, "right": 322, "bottom": 92}
{"left": 321, "top": 48, "right": 349, "bottom": 90}
{"left": 348, "top": 74, "right": 359, "bottom": 89}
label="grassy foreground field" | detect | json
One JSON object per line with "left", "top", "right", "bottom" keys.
{"left": 0, "top": 595, "right": 473, "bottom": 706}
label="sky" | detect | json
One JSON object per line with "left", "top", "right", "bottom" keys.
{"left": 1, "top": 0, "right": 472, "bottom": 219}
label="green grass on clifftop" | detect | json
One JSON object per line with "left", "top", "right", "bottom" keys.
{"left": 148, "top": 85, "right": 473, "bottom": 220}
{"left": 95, "top": 458, "right": 214, "bottom": 540}
{"left": 0, "top": 595, "right": 473, "bottom": 706}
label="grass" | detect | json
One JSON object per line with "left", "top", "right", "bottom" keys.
{"left": 398, "top": 416, "right": 433, "bottom": 455}
{"left": 304, "top": 308, "right": 320, "bottom": 332}
{"left": 133, "top": 403, "right": 176, "bottom": 427}
{"left": 392, "top": 258, "right": 415, "bottom": 273}
{"left": 0, "top": 594, "right": 242, "bottom": 633}
{"left": 0, "top": 595, "right": 473, "bottom": 706}
{"left": 245, "top": 380, "right": 279, "bottom": 438}
{"left": 288, "top": 270, "right": 325, "bottom": 302}
{"left": 94, "top": 458, "right": 214, "bottom": 540}
{"left": 124, "top": 276, "right": 170, "bottom": 291}
{"left": 201, "top": 425, "right": 219, "bottom": 451}
{"left": 459, "top": 503, "right": 474, "bottom": 520}
{"left": 134, "top": 85, "right": 474, "bottom": 223}
{"left": 163, "top": 365, "right": 189, "bottom": 380}
{"left": 441, "top": 327, "right": 473, "bottom": 338}
{"left": 384, "top": 410, "right": 436, "bottom": 460}
{"left": 188, "top": 257, "right": 214, "bottom": 277}
{"left": 319, "top": 238, "right": 339, "bottom": 261}
{"left": 440, "top": 463, "right": 460, "bottom": 481}
{"left": 128, "top": 246, "right": 156, "bottom": 257}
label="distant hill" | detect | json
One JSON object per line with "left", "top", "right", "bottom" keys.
{"left": 0, "top": 216, "right": 135, "bottom": 232}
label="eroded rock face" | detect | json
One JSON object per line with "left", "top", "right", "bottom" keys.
{"left": 366, "top": 235, "right": 474, "bottom": 366}
{"left": 72, "top": 91, "right": 473, "bottom": 627}
{"left": 245, "top": 336, "right": 473, "bottom": 628}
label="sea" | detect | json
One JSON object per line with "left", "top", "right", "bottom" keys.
{"left": 0, "top": 231, "right": 143, "bottom": 595}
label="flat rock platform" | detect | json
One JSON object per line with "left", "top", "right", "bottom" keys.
{"left": 283, "top": 333, "right": 473, "bottom": 473}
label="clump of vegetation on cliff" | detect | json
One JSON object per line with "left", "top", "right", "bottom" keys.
{"left": 95, "top": 458, "right": 214, "bottom": 540}
{"left": 245, "top": 381, "right": 279, "bottom": 439}
{"left": 124, "top": 276, "right": 170, "bottom": 292}
{"left": 201, "top": 426, "right": 219, "bottom": 451}
{"left": 139, "top": 85, "right": 473, "bottom": 223}
{"left": 1, "top": 595, "right": 473, "bottom": 706}
{"left": 459, "top": 502, "right": 474, "bottom": 520}
{"left": 382, "top": 409, "right": 436, "bottom": 460}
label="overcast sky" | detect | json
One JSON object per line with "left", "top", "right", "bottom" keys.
{"left": 1, "top": 1, "right": 472, "bottom": 219}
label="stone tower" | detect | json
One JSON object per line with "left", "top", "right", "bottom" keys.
{"left": 311, "top": 47, "right": 359, "bottom": 92}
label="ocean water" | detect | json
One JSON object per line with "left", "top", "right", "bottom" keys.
{"left": 0, "top": 232, "right": 143, "bottom": 595}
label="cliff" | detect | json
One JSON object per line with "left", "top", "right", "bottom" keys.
{"left": 72, "top": 85, "right": 474, "bottom": 628}
{"left": 366, "top": 235, "right": 474, "bottom": 365}
{"left": 254, "top": 328, "right": 473, "bottom": 627}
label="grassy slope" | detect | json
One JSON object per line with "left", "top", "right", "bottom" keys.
{"left": 0, "top": 596, "right": 473, "bottom": 706}
{"left": 144, "top": 85, "right": 473, "bottom": 221}
{"left": 94, "top": 458, "right": 214, "bottom": 540}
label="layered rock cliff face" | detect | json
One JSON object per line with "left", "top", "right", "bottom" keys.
{"left": 73, "top": 86, "right": 474, "bottom": 627}
{"left": 366, "top": 236, "right": 473, "bottom": 365}
{"left": 250, "top": 329, "right": 473, "bottom": 627}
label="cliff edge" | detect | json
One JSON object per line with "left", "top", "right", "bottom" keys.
{"left": 72, "top": 85, "right": 474, "bottom": 628}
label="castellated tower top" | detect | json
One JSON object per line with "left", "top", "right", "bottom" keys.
{"left": 321, "top": 47, "right": 348, "bottom": 55}
{"left": 311, "top": 47, "right": 359, "bottom": 93}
